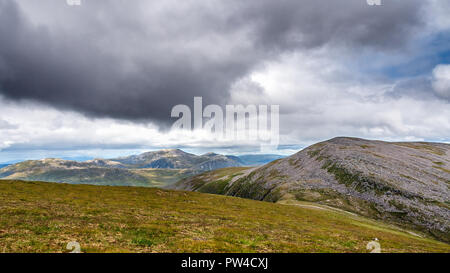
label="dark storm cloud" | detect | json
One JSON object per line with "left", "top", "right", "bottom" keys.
{"left": 230, "top": 0, "right": 424, "bottom": 51}
{"left": 0, "top": 0, "right": 424, "bottom": 125}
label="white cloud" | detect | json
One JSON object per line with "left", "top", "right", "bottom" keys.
{"left": 427, "top": 0, "right": 450, "bottom": 30}
{"left": 432, "top": 64, "right": 450, "bottom": 99}
{"left": 0, "top": 119, "right": 17, "bottom": 130}
{"left": 0, "top": 98, "right": 163, "bottom": 151}
{"left": 231, "top": 51, "right": 450, "bottom": 145}
{"left": 0, "top": 96, "right": 280, "bottom": 157}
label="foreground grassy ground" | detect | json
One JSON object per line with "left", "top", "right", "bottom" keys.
{"left": 0, "top": 180, "right": 448, "bottom": 253}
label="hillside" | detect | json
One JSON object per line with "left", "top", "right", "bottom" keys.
{"left": 0, "top": 150, "right": 282, "bottom": 187}
{"left": 172, "top": 137, "right": 450, "bottom": 242}
{"left": 0, "top": 149, "right": 245, "bottom": 187}
{"left": 0, "top": 180, "right": 448, "bottom": 253}
{"left": 110, "top": 149, "right": 243, "bottom": 170}
{"left": 0, "top": 158, "right": 196, "bottom": 187}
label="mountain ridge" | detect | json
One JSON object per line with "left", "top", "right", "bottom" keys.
{"left": 0, "top": 150, "right": 282, "bottom": 187}
{"left": 108, "top": 149, "right": 246, "bottom": 170}
{"left": 172, "top": 137, "right": 450, "bottom": 242}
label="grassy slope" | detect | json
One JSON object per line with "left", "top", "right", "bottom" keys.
{"left": 129, "top": 168, "right": 196, "bottom": 187}
{"left": 1, "top": 168, "right": 194, "bottom": 188}
{"left": 185, "top": 167, "right": 252, "bottom": 194}
{"left": 0, "top": 180, "right": 448, "bottom": 253}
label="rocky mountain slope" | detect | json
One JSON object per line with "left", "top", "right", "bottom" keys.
{"left": 172, "top": 137, "right": 450, "bottom": 242}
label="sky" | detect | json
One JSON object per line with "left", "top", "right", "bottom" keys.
{"left": 0, "top": 0, "right": 450, "bottom": 163}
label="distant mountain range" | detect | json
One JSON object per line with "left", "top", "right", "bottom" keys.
{"left": 0, "top": 150, "right": 283, "bottom": 187}
{"left": 236, "top": 154, "right": 284, "bottom": 166}
{"left": 109, "top": 150, "right": 283, "bottom": 169}
{"left": 172, "top": 137, "right": 450, "bottom": 242}
{"left": 109, "top": 149, "right": 244, "bottom": 170}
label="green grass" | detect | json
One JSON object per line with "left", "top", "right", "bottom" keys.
{"left": 359, "top": 145, "right": 372, "bottom": 149}
{"left": 182, "top": 167, "right": 251, "bottom": 192}
{"left": 433, "top": 166, "right": 450, "bottom": 174}
{"left": 132, "top": 168, "right": 197, "bottom": 187}
{"left": 0, "top": 180, "right": 448, "bottom": 253}
{"left": 197, "top": 180, "right": 231, "bottom": 194}
{"left": 394, "top": 143, "right": 446, "bottom": 156}
{"left": 1, "top": 168, "right": 195, "bottom": 188}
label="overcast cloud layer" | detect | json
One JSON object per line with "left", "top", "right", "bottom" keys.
{"left": 0, "top": 0, "right": 450, "bottom": 160}
{"left": 0, "top": 0, "right": 425, "bottom": 122}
